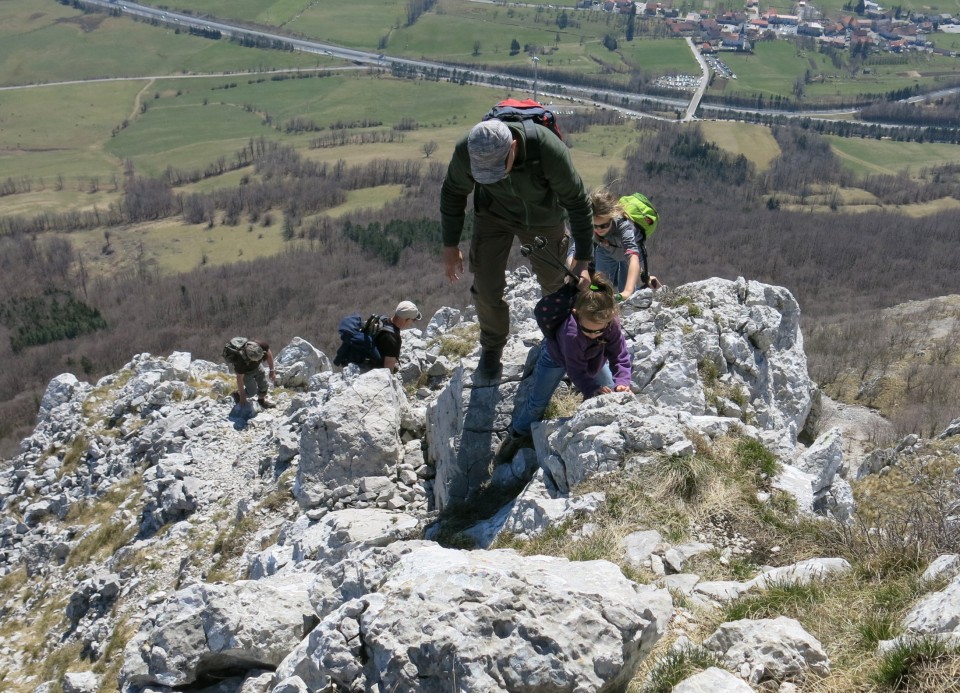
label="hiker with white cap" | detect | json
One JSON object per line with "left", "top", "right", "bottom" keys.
{"left": 376, "top": 301, "right": 421, "bottom": 373}
{"left": 332, "top": 301, "right": 422, "bottom": 373}
{"left": 439, "top": 117, "right": 593, "bottom": 380}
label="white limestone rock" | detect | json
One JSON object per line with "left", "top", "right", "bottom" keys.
{"left": 922, "top": 554, "right": 960, "bottom": 583}
{"left": 464, "top": 470, "right": 605, "bottom": 548}
{"left": 623, "top": 529, "right": 663, "bottom": 570}
{"left": 704, "top": 616, "right": 830, "bottom": 684}
{"left": 794, "top": 427, "right": 844, "bottom": 494}
{"left": 275, "top": 337, "right": 331, "bottom": 389}
{"left": 296, "top": 369, "right": 405, "bottom": 508}
{"left": 38, "top": 373, "right": 91, "bottom": 423}
{"left": 280, "top": 543, "right": 672, "bottom": 692}
{"left": 746, "top": 557, "right": 852, "bottom": 592}
{"left": 901, "top": 572, "right": 960, "bottom": 636}
{"left": 673, "top": 666, "right": 755, "bottom": 692}
{"left": 120, "top": 574, "right": 316, "bottom": 689}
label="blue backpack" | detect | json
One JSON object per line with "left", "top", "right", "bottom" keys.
{"left": 334, "top": 313, "right": 391, "bottom": 367}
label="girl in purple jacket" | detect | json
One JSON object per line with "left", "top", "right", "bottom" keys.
{"left": 499, "top": 275, "right": 632, "bottom": 459}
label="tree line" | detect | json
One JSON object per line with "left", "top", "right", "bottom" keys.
{"left": 1, "top": 119, "right": 959, "bottom": 457}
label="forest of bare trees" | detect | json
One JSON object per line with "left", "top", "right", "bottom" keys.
{"left": 1, "top": 120, "right": 959, "bottom": 455}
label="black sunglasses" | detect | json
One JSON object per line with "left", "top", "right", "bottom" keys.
{"left": 593, "top": 219, "right": 613, "bottom": 230}
{"left": 577, "top": 317, "right": 607, "bottom": 335}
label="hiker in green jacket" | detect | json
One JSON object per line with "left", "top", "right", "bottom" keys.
{"left": 440, "top": 118, "right": 594, "bottom": 379}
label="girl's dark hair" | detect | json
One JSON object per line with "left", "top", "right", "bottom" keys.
{"left": 574, "top": 273, "right": 619, "bottom": 324}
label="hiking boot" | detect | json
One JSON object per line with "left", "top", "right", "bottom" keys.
{"left": 493, "top": 429, "right": 532, "bottom": 466}
{"left": 257, "top": 396, "right": 276, "bottom": 409}
{"left": 476, "top": 348, "right": 503, "bottom": 380}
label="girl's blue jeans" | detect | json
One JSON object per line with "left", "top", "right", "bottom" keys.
{"left": 511, "top": 345, "right": 613, "bottom": 436}
{"left": 595, "top": 251, "right": 629, "bottom": 292}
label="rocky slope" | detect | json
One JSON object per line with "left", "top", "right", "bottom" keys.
{"left": 2, "top": 273, "right": 959, "bottom": 692}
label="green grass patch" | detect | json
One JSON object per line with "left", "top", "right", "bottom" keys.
{"left": 722, "top": 578, "right": 827, "bottom": 621}
{"left": 827, "top": 135, "right": 960, "bottom": 178}
{"left": 735, "top": 437, "right": 778, "bottom": 479}
{"left": 872, "top": 638, "right": 960, "bottom": 690}
{"left": 65, "top": 476, "right": 142, "bottom": 566}
{"left": 0, "top": 80, "right": 140, "bottom": 182}
{"left": 697, "top": 120, "right": 780, "bottom": 171}
{"left": 655, "top": 454, "right": 714, "bottom": 502}
{"left": 58, "top": 433, "right": 89, "bottom": 480}
{"left": 638, "top": 646, "right": 724, "bottom": 693}
{"left": 0, "top": 4, "right": 320, "bottom": 88}
{"left": 433, "top": 323, "right": 481, "bottom": 359}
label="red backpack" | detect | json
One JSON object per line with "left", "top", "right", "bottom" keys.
{"left": 483, "top": 98, "right": 563, "bottom": 141}
{"left": 482, "top": 98, "right": 564, "bottom": 167}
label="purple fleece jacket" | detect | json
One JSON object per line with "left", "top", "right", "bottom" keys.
{"left": 546, "top": 313, "right": 632, "bottom": 398}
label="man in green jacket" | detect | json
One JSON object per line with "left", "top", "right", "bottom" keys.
{"left": 440, "top": 118, "right": 594, "bottom": 379}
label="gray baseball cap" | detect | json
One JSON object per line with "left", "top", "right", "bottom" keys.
{"left": 467, "top": 120, "right": 513, "bottom": 184}
{"left": 395, "top": 301, "right": 421, "bottom": 320}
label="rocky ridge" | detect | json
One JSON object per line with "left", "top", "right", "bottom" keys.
{"left": 2, "top": 272, "right": 959, "bottom": 692}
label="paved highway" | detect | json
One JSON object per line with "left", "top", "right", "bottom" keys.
{"left": 34, "top": 0, "right": 960, "bottom": 124}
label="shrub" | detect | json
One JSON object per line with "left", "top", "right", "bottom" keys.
{"left": 735, "top": 437, "right": 778, "bottom": 478}
{"left": 655, "top": 454, "right": 713, "bottom": 501}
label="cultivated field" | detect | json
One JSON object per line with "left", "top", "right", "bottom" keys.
{"left": 0, "top": 1, "right": 324, "bottom": 87}
{"left": 713, "top": 40, "right": 960, "bottom": 103}
{"left": 2, "top": 0, "right": 960, "bottom": 284}
{"left": 828, "top": 136, "right": 960, "bottom": 177}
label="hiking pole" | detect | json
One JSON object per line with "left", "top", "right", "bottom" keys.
{"left": 519, "top": 235, "right": 580, "bottom": 283}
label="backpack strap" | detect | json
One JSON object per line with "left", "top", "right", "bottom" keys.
{"left": 638, "top": 235, "right": 650, "bottom": 288}
{"left": 520, "top": 119, "right": 542, "bottom": 169}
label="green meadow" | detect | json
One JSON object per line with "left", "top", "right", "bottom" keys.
{"left": 697, "top": 121, "right": 781, "bottom": 170}
{"left": 826, "top": 136, "right": 960, "bottom": 177}
{"left": 0, "top": 81, "right": 142, "bottom": 181}
{"left": 152, "top": 0, "right": 688, "bottom": 83}
{"left": 0, "top": 1, "right": 324, "bottom": 87}
{"left": 934, "top": 31, "right": 960, "bottom": 52}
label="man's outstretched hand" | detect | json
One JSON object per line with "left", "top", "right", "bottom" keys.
{"left": 444, "top": 246, "right": 464, "bottom": 282}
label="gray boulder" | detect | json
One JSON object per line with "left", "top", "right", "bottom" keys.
{"left": 794, "top": 427, "right": 843, "bottom": 494}
{"left": 464, "top": 469, "right": 605, "bottom": 548}
{"left": 38, "top": 373, "right": 91, "bottom": 422}
{"left": 62, "top": 671, "right": 99, "bottom": 693}
{"left": 901, "top": 572, "right": 960, "bottom": 636}
{"left": 746, "top": 557, "right": 851, "bottom": 591}
{"left": 275, "top": 337, "right": 331, "bottom": 389}
{"left": 120, "top": 574, "right": 317, "bottom": 688}
{"left": 542, "top": 394, "right": 689, "bottom": 494}
{"left": 673, "top": 666, "right": 755, "bottom": 692}
{"left": 296, "top": 369, "right": 405, "bottom": 508}
{"left": 922, "top": 554, "right": 960, "bottom": 583}
{"left": 704, "top": 616, "right": 830, "bottom": 684}
{"left": 279, "top": 543, "right": 672, "bottom": 692}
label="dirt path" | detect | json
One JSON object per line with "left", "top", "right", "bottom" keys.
{"left": 130, "top": 78, "right": 156, "bottom": 121}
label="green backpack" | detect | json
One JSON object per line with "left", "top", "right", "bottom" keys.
{"left": 619, "top": 192, "right": 659, "bottom": 240}
{"left": 223, "top": 337, "right": 264, "bottom": 371}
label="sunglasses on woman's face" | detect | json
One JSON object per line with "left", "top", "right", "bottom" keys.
{"left": 593, "top": 219, "right": 613, "bottom": 231}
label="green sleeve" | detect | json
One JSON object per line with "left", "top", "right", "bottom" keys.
{"left": 439, "top": 137, "right": 475, "bottom": 247}
{"left": 539, "top": 130, "right": 593, "bottom": 262}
